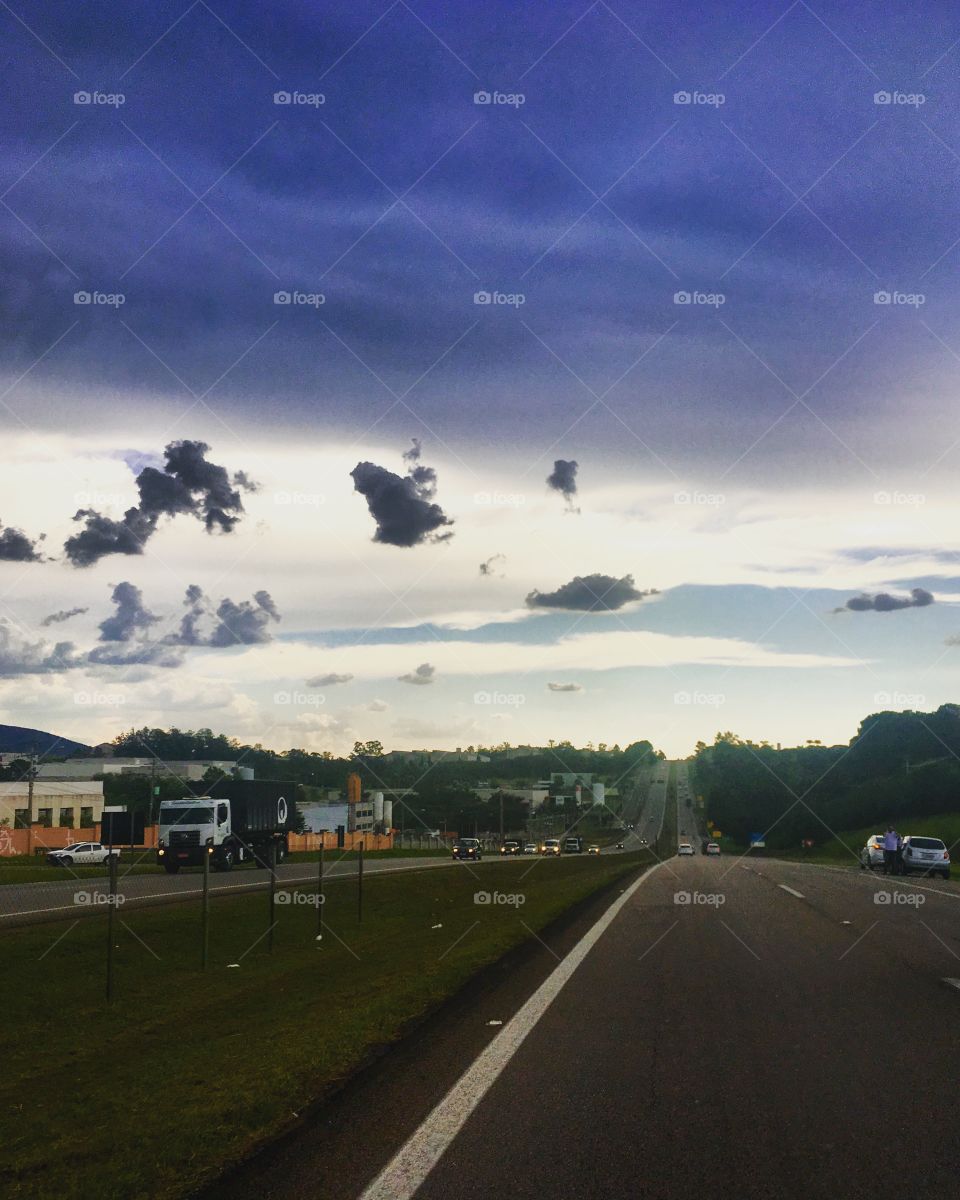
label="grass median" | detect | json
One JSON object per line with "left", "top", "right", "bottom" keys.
{"left": 1, "top": 849, "right": 650, "bottom": 1200}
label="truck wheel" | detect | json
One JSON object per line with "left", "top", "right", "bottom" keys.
{"left": 220, "top": 850, "right": 234, "bottom": 872}
{"left": 163, "top": 862, "right": 180, "bottom": 875}
{"left": 58, "top": 856, "right": 73, "bottom": 867}
{"left": 276, "top": 844, "right": 286, "bottom": 863}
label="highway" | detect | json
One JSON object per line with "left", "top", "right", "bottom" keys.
{"left": 0, "top": 854, "right": 457, "bottom": 926}
{"left": 203, "top": 761, "right": 960, "bottom": 1200}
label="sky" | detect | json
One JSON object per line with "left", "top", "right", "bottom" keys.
{"left": 2, "top": 0, "right": 960, "bottom": 758}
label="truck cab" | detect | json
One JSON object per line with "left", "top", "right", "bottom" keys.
{"left": 157, "top": 785, "right": 294, "bottom": 873}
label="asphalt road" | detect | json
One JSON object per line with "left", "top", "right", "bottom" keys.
{"left": 207, "top": 813, "right": 960, "bottom": 1200}
{"left": 0, "top": 854, "right": 457, "bottom": 926}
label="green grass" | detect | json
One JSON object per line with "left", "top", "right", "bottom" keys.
{"left": 1, "top": 850, "right": 650, "bottom": 1200}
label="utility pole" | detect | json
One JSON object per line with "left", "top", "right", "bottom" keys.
{"left": 25, "top": 750, "right": 37, "bottom": 856}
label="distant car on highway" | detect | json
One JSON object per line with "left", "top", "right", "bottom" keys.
{"left": 499, "top": 840, "right": 522, "bottom": 855}
{"left": 542, "top": 838, "right": 561, "bottom": 856}
{"left": 859, "top": 834, "right": 886, "bottom": 871}
{"left": 639, "top": 838, "right": 648, "bottom": 846}
{"left": 523, "top": 842, "right": 538, "bottom": 855}
{"left": 46, "top": 842, "right": 119, "bottom": 868}
{"left": 452, "top": 838, "right": 482, "bottom": 861}
{"left": 705, "top": 843, "right": 721, "bottom": 856}
{"left": 677, "top": 843, "right": 694, "bottom": 856}
{"left": 900, "top": 836, "right": 950, "bottom": 879}
{"left": 587, "top": 844, "right": 600, "bottom": 855}
{"left": 615, "top": 842, "right": 624, "bottom": 849}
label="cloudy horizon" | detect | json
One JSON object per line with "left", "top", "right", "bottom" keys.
{"left": 2, "top": 2, "right": 959, "bottom": 758}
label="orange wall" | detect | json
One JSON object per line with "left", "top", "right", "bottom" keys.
{"left": 0, "top": 824, "right": 390, "bottom": 857}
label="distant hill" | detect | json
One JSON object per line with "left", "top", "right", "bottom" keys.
{"left": 0, "top": 724, "right": 90, "bottom": 758}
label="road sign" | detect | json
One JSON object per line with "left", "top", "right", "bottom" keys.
{"left": 749, "top": 834, "right": 765, "bottom": 848}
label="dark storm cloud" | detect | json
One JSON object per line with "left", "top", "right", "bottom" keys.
{"left": 307, "top": 672, "right": 354, "bottom": 686}
{"left": 398, "top": 663, "right": 436, "bottom": 685}
{"left": 41, "top": 607, "right": 88, "bottom": 626}
{"left": 547, "top": 682, "right": 583, "bottom": 693}
{"left": 839, "top": 588, "right": 935, "bottom": 613}
{"left": 0, "top": 622, "right": 79, "bottom": 676}
{"left": 479, "top": 554, "right": 506, "bottom": 577}
{"left": 208, "top": 591, "right": 281, "bottom": 646}
{"left": 546, "top": 460, "right": 579, "bottom": 513}
{"left": 351, "top": 441, "right": 453, "bottom": 547}
{"left": 64, "top": 441, "right": 257, "bottom": 567}
{"left": 98, "top": 582, "right": 159, "bottom": 642}
{"left": 0, "top": 523, "right": 45, "bottom": 562}
{"left": 526, "top": 574, "right": 657, "bottom": 612}
{"left": 166, "top": 585, "right": 281, "bottom": 647}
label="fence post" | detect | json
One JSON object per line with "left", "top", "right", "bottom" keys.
{"left": 317, "top": 842, "right": 324, "bottom": 941}
{"left": 357, "top": 840, "right": 364, "bottom": 922}
{"left": 106, "top": 851, "right": 118, "bottom": 1002}
{"left": 268, "top": 841, "right": 277, "bottom": 953}
{"left": 201, "top": 846, "right": 210, "bottom": 971}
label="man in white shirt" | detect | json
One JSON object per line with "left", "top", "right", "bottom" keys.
{"left": 882, "top": 826, "right": 899, "bottom": 875}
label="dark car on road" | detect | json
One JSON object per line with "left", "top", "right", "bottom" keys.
{"left": 453, "top": 838, "right": 482, "bottom": 861}
{"left": 499, "top": 839, "right": 522, "bottom": 855}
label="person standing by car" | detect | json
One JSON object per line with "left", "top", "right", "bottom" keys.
{"left": 882, "top": 825, "right": 899, "bottom": 875}
{"left": 895, "top": 831, "right": 905, "bottom": 876}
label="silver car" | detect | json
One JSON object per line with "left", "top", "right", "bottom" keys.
{"left": 900, "top": 836, "right": 950, "bottom": 880}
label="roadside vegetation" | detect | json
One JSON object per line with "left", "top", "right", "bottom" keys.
{"left": 1, "top": 850, "right": 650, "bottom": 1200}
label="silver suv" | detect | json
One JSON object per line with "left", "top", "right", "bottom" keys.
{"left": 900, "top": 836, "right": 950, "bottom": 880}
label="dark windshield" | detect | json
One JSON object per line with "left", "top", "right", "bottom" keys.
{"left": 161, "top": 806, "right": 214, "bottom": 825}
{"left": 909, "top": 837, "right": 944, "bottom": 850}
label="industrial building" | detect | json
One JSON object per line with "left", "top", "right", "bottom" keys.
{"left": 0, "top": 781, "right": 106, "bottom": 829}
{"left": 34, "top": 758, "right": 250, "bottom": 782}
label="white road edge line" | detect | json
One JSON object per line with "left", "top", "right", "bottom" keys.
{"left": 777, "top": 884, "right": 805, "bottom": 899}
{"left": 358, "top": 860, "right": 668, "bottom": 1200}
{"left": 774, "top": 861, "right": 960, "bottom": 902}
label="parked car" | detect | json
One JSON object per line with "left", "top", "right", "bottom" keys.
{"left": 452, "top": 838, "right": 482, "bottom": 861}
{"left": 859, "top": 834, "right": 886, "bottom": 871}
{"left": 499, "top": 839, "right": 522, "bottom": 855}
{"left": 900, "top": 836, "right": 950, "bottom": 879}
{"left": 47, "top": 842, "right": 120, "bottom": 867}
{"left": 542, "top": 838, "right": 561, "bottom": 856}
